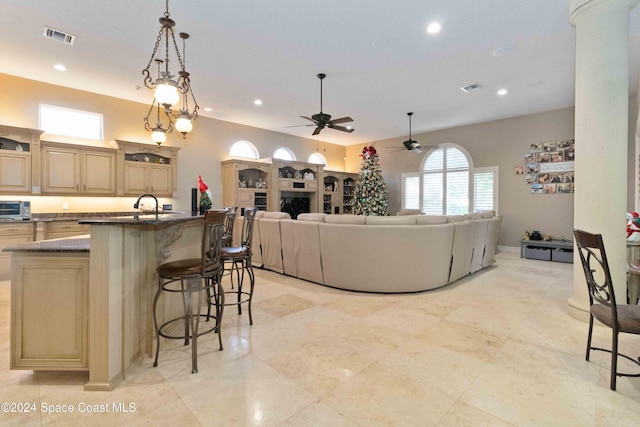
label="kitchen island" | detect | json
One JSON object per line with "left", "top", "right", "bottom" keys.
{"left": 5, "top": 212, "right": 204, "bottom": 391}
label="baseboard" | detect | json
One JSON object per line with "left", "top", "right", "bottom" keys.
{"left": 497, "top": 245, "right": 519, "bottom": 253}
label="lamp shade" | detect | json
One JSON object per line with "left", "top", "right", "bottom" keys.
{"left": 175, "top": 117, "right": 193, "bottom": 134}
{"left": 151, "top": 129, "right": 167, "bottom": 145}
{"left": 154, "top": 82, "right": 179, "bottom": 107}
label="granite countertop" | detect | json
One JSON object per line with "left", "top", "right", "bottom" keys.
{"left": 3, "top": 235, "right": 90, "bottom": 253}
{"left": 79, "top": 212, "right": 202, "bottom": 225}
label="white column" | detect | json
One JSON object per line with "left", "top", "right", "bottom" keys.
{"left": 568, "top": 0, "right": 638, "bottom": 319}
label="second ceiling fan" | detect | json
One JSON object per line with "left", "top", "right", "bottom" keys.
{"left": 298, "top": 73, "right": 354, "bottom": 136}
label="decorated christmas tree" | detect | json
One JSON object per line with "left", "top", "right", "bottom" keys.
{"left": 352, "top": 145, "right": 390, "bottom": 216}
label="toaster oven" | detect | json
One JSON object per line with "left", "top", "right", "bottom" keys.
{"left": 0, "top": 201, "right": 31, "bottom": 220}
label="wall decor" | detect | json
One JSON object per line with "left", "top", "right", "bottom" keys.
{"left": 523, "top": 139, "right": 574, "bottom": 195}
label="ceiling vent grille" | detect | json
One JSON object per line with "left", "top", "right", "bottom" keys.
{"left": 43, "top": 27, "right": 76, "bottom": 45}
{"left": 461, "top": 83, "right": 482, "bottom": 93}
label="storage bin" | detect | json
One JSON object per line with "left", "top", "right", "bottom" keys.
{"left": 552, "top": 248, "right": 574, "bottom": 263}
{"left": 524, "top": 246, "right": 551, "bottom": 261}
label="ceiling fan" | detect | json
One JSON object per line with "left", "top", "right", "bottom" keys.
{"left": 389, "top": 112, "right": 435, "bottom": 153}
{"left": 293, "top": 73, "right": 354, "bottom": 136}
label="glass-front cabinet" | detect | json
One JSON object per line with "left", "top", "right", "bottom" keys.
{"left": 320, "top": 171, "right": 359, "bottom": 215}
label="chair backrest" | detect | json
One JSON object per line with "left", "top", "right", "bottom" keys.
{"left": 202, "top": 210, "right": 226, "bottom": 276}
{"left": 223, "top": 206, "right": 237, "bottom": 246}
{"left": 240, "top": 207, "right": 258, "bottom": 253}
{"left": 573, "top": 229, "right": 618, "bottom": 317}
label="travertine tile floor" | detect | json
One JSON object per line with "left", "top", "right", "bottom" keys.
{"left": 1, "top": 249, "right": 639, "bottom": 426}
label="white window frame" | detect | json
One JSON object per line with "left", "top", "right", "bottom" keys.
{"left": 39, "top": 104, "right": 103, "bottom": 140}
{"left": 230, "top": 140, "right": 259, "bottom": 159}
{"left": 401, "top": 144, "right": 499, "bottom": 214}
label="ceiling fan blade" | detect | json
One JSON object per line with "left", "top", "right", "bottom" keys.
{"left": 285, "top": 124, "right": 316, "bottom": 128}
{"left": 327, "top": 124, "right": 354, "bottom": 133}
{"left": 312, "top": 126, "right": 322, "bottom": 136}
{"left": 300, "top": 116, "right": 317, "bottom": 123}
{"left": 328, "top": 116, "right": 353, "bottom": 125}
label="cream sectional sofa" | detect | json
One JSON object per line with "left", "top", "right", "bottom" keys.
{"left": 240, "top": 210, "right": 501, "bottom": 293}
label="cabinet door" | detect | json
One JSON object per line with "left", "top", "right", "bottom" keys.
{"left": 82, "top": 151, "right": 116, "bottom": 195}
{"left": 124, "top": 163, "right": 148, "bottom": 195}
{"left": 0, "top": 152, "right": 30, "bottom": 193}
{"left": 149, "top": 164, "right": 172, "bottom": 196}
{"left": 45, "top": 221, "right": 89, "bottom": 240}
{"left": 11, "top": 255, "right": 89, "bottom": 370}
{"left": 42, "top": 147, "right": 80, "bottom": 194}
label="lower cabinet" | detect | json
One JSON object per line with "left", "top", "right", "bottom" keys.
{"left": 0, "top": 222, "right": 34, "bottom": 279}
{"left": 45, "top": 221, "right": 90, "bottom": 240}
{"left": 11, "top": 253, "right": 89, "bottom": 370}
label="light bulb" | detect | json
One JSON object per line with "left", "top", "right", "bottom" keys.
{"left": 175, "top": 117, "right": 193, "bottom": 134}
{"left": 154, "top": 82, "right": 179, "bottom": 107}
{"left": 151, "top": 129, "right": 166, "bottom": 145}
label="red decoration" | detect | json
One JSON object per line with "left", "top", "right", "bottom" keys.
{"left": 359, "top": 145, "right": 377, "bottom": 159}
{"left": 198, "top": 175, "right": 208, "bottom": 193}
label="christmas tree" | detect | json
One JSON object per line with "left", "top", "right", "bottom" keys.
{"left": 352, "top": 145, "right": 390, "bottom": 216}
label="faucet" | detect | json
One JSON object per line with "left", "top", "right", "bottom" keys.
{"left": 133, "top": 194, "right": 159, "bottom": 219}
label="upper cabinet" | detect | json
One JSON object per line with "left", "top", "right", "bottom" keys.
{"left": 114, "top": 140, "right": 179, "bottom": 197}
{"left": 221, "top": 159, "right": 271, "bottom": 212}
{"left": 0, "top": 124, "right": 43, "bottom": 194}
{"left": 41, "top": 142, "right": 116, "bottom": 195}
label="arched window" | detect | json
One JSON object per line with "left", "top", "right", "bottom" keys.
{"left": 273, "top": 147, "right": 296, "bottom": 161}
{"left": 402, "top": 144, "right": 499, "bottom": 214}
{"left": 230, "top": 140, "right": 259, "bottom": 159}
{"left": 308, "top": 152, "right": 327, "bottom": 165}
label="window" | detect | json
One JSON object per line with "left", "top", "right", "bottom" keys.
{"left": 401, "top": 144, "right": 499, "bottom": 214}
{"left": 273, "top": 147, "right": 296, "bottom": 161}
{"left": 39, "top": 104, "right": 103, "bottom": 140}
{"left": 308, "top": 152, "right": 327, "bottom": 165}
{"left": 230, "top": 140, "right": 259, "bottom": 159}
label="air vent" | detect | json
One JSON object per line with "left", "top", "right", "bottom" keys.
{"left": 461, "top": 83, "right": 483, "bottom": 93}
{"left": 43, "top": 27, "right": 76, "bottom": 45}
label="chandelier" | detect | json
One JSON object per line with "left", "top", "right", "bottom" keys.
{"left": 142, "top": 0, "right": 199, "bottom": 145}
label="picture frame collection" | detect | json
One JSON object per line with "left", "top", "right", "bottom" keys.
{"left": 515, "top": 140, "right": 575, "bottom": 194}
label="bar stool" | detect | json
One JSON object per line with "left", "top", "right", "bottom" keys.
{"left": 220, "top": 207, "right": 258, "bottom": 325}
{"left": 222, "top": 206, "right": 237, "bottom": 247}
{"left": 153, "top": 210, "right": 226, "bottom": 373}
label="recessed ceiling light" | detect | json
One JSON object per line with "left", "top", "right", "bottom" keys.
{"left": 372, "top": 37, "right": 395, "bottom": 48}
{"left": 426, "top": 22, "right": 442, "bottom": 35}
{"left": 492, "top": 45, "right": 516, "bottom": 57}
{"left": 497, "top": 89, "right": 508, "bottom": 96}
{"left": 53, "top": 64, "right": 67, "bottom": 71}
{"left": 204, "top": 107, "right": 213, "bottom": 112}
{"left": 254, "top": 99, "right": 263, "bottom": 106}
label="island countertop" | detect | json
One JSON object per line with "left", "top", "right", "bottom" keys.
{"left": 3, "top": 234, "right": 90, "bottom": 252}
{"left": 79, "top": 212, "right": 203, "bottom": 225}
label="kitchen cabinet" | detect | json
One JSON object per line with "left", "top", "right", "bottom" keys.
{"left": 41, "top": 142, "right": 116, "bottom": 195}
{"left": 0, "top": 222, "right": 34, "bottom": 279}
{"left": 11, "top": 253, "right": 89, "bottom": 370}
{"left": 45, "top": 221, "right": 90, "bottom": 240}
{"left": 113, "top": 140, "right": 179, "bottom": 198}
{"left": 0, "top": 124, "right": 43, "bottom": 194}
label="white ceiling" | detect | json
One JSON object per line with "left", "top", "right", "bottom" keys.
{"left": 2, "top": 0, "right": 640, "bottom": 146}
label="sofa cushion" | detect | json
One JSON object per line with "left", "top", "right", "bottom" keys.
{"left": 446, "top": 215, "right": 464, "bottom": 223}
{"left": 263, "top": 212, "right": 291, "bottom": 219}
{"left": 480, "top": 210, "right": 496, "bottom": 218}
{"left": 325, "top": 215, "right": 366, "bottom": 225}
{"left": 396, "top": 208, "right": 421, "bottom": 216}
{"left": 255, "top": 210, "right": 266, "bottom": 219}
{"left": 297, "top": 213, "right": 327, "bottom": 222}
{"left": 463, "top": 213, "right": 482, "bottom": 220}
{"left": 416, "top": 215, "right": 447, "bottom": 225}
{"left": 365, "top": 215, "right": 417, "bottom": 225}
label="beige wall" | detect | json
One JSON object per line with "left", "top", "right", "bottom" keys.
{"left": 0, "top": 73, "right": 347, "bottom": 213}
{"left": 367, "top": 104, "right": 637, "bottom": 247}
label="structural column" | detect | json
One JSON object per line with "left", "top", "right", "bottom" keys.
{"left": 568, "top": 0, "right": 638, "bottom": 319}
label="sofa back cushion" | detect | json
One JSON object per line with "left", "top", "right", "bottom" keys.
{"left": 446, "top": 215, "right": 464, "bottom": 223}
{"left": 263, "top": 212, "right": 291, "bottom": 220}
{"left": 297, "top": 213, "right": 327, "bottom": 222}
{"left": 397, "top": 208, "right": 421, "bottom": 216}
{"left": 365, "top": 215, "right": 417, "bottom": 225}
{"left": 416, "top": 215, "right": 448, "bottom": 225}
{"left": 325, "top": 215, "right": 366, "bottom": 225}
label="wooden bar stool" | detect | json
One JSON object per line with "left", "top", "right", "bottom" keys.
{"left": 152, "top": 210, "right": 226, "bottom": 373}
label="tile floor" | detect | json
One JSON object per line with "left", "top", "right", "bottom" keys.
{"left": 1, "top": 250, "right": 639, "bottom": 426}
